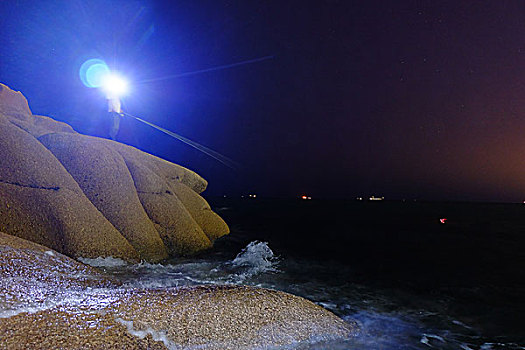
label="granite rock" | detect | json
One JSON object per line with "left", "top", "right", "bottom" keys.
{"left": 0, "top": 232, "right": 357, "bottom": 349}
{"left": 0, "top": 83, "right": 229, "bottom": 261}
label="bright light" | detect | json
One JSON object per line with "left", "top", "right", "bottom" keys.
{"left": 101, "top": 73, "right": 129, "bottom": 98}
{"left": 79, "top": 59, "right": 130, "bottom": 97}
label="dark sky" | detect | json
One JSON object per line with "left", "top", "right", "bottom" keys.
{"left": 1, "top": 0, "right": 524, "bottom": 202}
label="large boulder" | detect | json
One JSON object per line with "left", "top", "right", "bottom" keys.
{"left": 0, "top": 115, "right": 139, "bottom": 261}
{"left": 0, "top": 83, "right": 229, "bottom": 262}
{"left": 0, "top": 232, "right": 357, "bottom": 349}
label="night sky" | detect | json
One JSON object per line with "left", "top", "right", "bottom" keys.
{"left": 1, "top": 0, "right": 524, "bottom": 202}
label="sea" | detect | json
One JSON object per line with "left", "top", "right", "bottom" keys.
{"left": 80, "top": 197, "right": 525, "bottom": 350}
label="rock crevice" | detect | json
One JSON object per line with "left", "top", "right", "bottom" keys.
{"left": 0, "top": 180, "right": 60, "bottom": 191}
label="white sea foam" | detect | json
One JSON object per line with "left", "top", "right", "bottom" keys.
{"left": 347, "top": 310, "right": 425, "bottom": 349}
{"left": 115, "top": 318, "right": 179, "bottom": 349}
{"left": 480, "top": 343, "right": 525, "bottom": 350}
{"left": 420, "top": 333, "right": 445, "bottom": 346}
{"left": 133, "top": 261, "right": 173, "bottom": 271}
{"left": 0, "top": 305, "right": 51, "bottom": 318}
{"left": 452, "top": 319, "right": 474, "bottom": 329}
{"left": 0, "top": 290, "right": 114, "bottom": 319}
{"left": 44, "top": 250, "right": 55, "bottom": 256}
{"left": 318, "top": 302, "right": 338, "bottom": 310}
{"left": 78, "top": 256, "right": 129, "bottom": 268}
{"left": 114, "top": 241, "right": 282, "bottom": 289}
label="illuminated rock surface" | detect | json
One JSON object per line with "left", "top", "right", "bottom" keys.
{"left": 0, "top": 232, "right": 356, "bottom": 349}
{"left": 0, "top": 83, "right": 229, "bottom": 261}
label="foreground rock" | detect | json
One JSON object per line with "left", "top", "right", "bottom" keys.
{"left": 0, "top": 233, "right": 357, "bottom": 349}
{"left": 0, "top": 83, "right": 229, "bottom": 262}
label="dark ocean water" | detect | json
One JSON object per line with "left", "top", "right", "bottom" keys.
{"left": 82, "top": 198, "right": 525, "bottom": 349}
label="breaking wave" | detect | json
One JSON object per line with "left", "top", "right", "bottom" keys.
{"left": 78, "top": 241, "right": 281, "bottom": 289}
{"left": 228, "top": 240, "right": 280, "bottom": 279}
{"left": 62, "top": 242, "right": 525, "bottom": 349}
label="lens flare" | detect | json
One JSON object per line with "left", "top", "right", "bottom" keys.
{"left": 79, "top": 59, "right": 109, "bottom": 88}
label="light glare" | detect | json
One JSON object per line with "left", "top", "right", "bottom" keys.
{"left": 101, "top": 73, "right": 129, "bottom": 98}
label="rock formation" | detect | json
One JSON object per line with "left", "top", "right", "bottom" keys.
{"left": 0, "top": 83, "right": 229, "bottom": 262}
{"left": 0, "top": 232, "right": 357, "bottom": 349}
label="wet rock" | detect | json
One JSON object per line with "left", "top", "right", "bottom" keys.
{"left": 113, "top": 285, "right": 356, "bottom": 349}
{"left": 0, "top": 233, "right": 357, "bottom": 349}
{"left": 0, "top": 83, "right": 228, "bottom": 261}
{"left": 0, "top": 310, "right": 167, "bottom": 350}
{"left": 0, "top": 231, "right": 116, "bottom": 315}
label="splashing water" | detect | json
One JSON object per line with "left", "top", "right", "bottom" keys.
{"left": 78, "top": 256, "right": 128, "bottom": 268}
{"left": 73, "top": 240, "right": 525, "bottom": 350}
{"left": 78, "top": 241, "right": 281, "bottom": 289}
{"left": 228, "top": 240, "right": 280, "bottom": 279}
